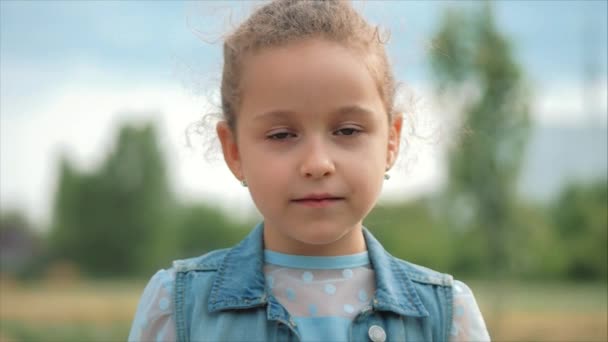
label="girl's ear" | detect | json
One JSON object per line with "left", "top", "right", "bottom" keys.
{"left": 386, "top": 113, "right": 403, "bottom": 169}
{"left": 217, "top": 121, "right": 243, "bottom": 181}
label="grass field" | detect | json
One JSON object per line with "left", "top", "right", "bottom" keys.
{"left": 470, "top": 281, "right": 607, "bottom": 341}
{"left": 0, "top": 278, "right": 606, "bottom": 341}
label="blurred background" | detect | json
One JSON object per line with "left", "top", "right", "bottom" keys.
{"left": 1, "top": 1, "right": 606, "bottom": 341}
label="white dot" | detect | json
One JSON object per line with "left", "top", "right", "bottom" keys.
{"left": 342, "top": 269, "right": 353, "bottom": 279}
{"left": 302, "top": 271, "right": 314, "bottom": 283}
{"left": 324, "top": 284, "right": 336, "bottom": 295}
{"left": 343, "top": 304, "right": 354, "bottom": 313}
{"left": 358, "top": 289, "right": 368, "bottom": 302}
{"left": 159, "top": 298, "right": 169, "bottom": 311}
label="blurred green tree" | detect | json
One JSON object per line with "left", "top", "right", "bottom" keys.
{"left": 430, "top": 3, "right": 531, "bottom": 276}
{"left": 173, "top": 203, "right": 250, "bottom": 260}
{"left": 50, "top": 123, "right": 175, "bottom": 276}
{"left": 365, "top": 200, "right": 454, "bottom": 273}
{"left": 551, "top": 179, "right": 608, "bottom": 281}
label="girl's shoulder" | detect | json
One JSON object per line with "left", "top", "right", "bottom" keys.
{"left": 171, "top": 247, "right": 232, "bottom": 273}
{"left": 133, "top": 268, "right": 176, "bottom": 303}
{"left": 134, "top": 247, "right": 233, "bottom": 304}
{"left": 389, "top": 255, "right": 454, "bottom": 287}
{"left": 128, "top": 268, "right": 176, "bottom": 341}
{"left": 451, "top": 280, "right": 490, "bottom": 341}
{"left": 129, "top": 248, "right": 233, "bottom": 341}
{"left": 386, "top": 259, "right": 490, "bottom": 341}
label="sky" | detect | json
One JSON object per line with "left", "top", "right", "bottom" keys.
{"left": 1, "top": 0, "right": 607, "bottom": 228}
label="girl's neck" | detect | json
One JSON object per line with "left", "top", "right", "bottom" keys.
{"left": 263, "top": 225, "right": 366, "bottom": 257}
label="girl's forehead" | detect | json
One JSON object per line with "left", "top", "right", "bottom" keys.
{"left": 238, "top": 39, "right": 385, "bottom": 121}
{"left": 242, "top": 38, "right": 365, "bottom": 73}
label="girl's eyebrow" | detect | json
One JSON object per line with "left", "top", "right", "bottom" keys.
{"left": 252, "top": 105, "right": 376, "bottom": 121}
{"left": 332, "top": 105, "right": 377, "bottom": 118}
{"left": 252, "top": 109, "right": 296, "bottom": 122}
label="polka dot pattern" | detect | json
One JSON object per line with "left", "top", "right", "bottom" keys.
{"left": 262, "top": 264, "right": 375, "bottom": 320}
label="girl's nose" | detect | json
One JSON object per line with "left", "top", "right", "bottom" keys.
{"left": 299, "top": 139, "right": 335, "bottom": 179}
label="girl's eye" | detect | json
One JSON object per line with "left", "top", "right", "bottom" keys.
{"left": 335, "top": 127, "right": 361, "bottom": 136}
{"left": 267, "top": 132, "right": 296, "bottom": 140}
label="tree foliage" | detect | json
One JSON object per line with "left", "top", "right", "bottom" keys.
{"left": 47, "top": 121, "right": 252, "bottom": 277}
{"left": 550, "top": 180, "right": 607, "bottom": 280}
{"left": 173, "top": 203, "right": 250, "bottom": 260}
{"left": 50, "top": 123, "right": 174, "bottom": 276}
{"left": 430, "top": 2, "right": 531, "bottom": 275}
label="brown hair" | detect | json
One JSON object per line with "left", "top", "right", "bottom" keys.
{"left": 220, "top": 0, "right": 397, "bottom": 131}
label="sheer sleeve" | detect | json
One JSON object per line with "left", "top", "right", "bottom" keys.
{"left": 128, "top": 269, "right": 177, "bottom": 342}
{"left": 450, "top": 280, "right": 491, "bottom": 342}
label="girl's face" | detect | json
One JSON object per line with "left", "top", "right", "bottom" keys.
{"left": 218, "top": 38, "right": 402, "bottom": 256}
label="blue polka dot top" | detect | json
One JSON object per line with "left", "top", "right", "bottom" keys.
{"left": 263, "top": 250, "right": 375, "bottom": 341}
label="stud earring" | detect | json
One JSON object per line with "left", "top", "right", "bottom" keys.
{"left": 384, "top": 167, "right": 391, "bottom": 180}
{"left": 240, "top": 179, "right": 248, "bottom": 187}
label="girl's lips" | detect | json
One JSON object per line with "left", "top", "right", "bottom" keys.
{"left": 291, "top": 197, "right": 344, "bottom": 208}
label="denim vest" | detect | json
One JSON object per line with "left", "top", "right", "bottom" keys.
{"left": 172, "top": 223, "right": 453, "bottom": 341}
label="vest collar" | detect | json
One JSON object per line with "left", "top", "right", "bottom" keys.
{"left": 363, "top": 228, "right": 429, "bottom": 317}
{"left": 208, "top": 222, "right": 267, "bottom": 312}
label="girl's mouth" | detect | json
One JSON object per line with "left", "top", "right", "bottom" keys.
{"left": 292, "top": 194, "right": 344, "bottom": 208}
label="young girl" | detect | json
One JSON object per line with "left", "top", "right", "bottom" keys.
{"left": 129, "top": 1, "right": 489, "bottom": 341}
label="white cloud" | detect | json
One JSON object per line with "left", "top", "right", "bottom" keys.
{"left": 534, "top": 79, "right": 608, "bottom": 126}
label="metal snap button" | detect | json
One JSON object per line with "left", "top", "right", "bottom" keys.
{"left": 368, "top": 325, "right": 386, "bottom": 342}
